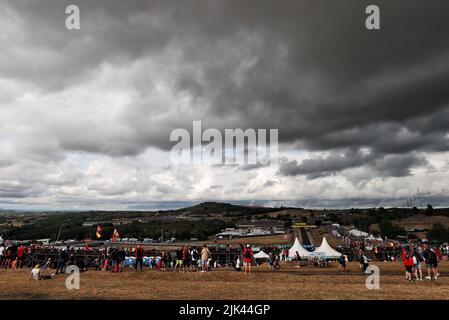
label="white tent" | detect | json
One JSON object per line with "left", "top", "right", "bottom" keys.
{"left": 366, "top": 234, "right": 376, "bottom": 241}
{"left": 312, "top": 237, "right": 342, "bottom": 258}
{"left": 253, "top": 250, "right": 270, "bottom": 259}
{"left": 348, "top": 229, "right": 369, "bottom": 237}
{"left": 288, "top": 237, "right": 311, "bottom": 259}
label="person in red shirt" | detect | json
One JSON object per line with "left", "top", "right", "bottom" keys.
{"left": 402, "top": 247, "right": 414, "bottom": 282}
{"left": 242, "top": 245, "right": 253, "bottom": 274}
{"left": 17, "top": 245, "right": 26, "bottom": 269}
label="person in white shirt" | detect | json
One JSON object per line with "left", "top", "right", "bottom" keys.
{"left": 29, "top": 265, "right": 41, "bottom": 280}
{"left": 0, "top": 244, "right": 5, "bottom": 267}
{"left": 29, "top": 264, "right": 54, "bottom": 280}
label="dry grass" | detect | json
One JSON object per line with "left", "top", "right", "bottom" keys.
{"left": 1, "top": 262, "right": 449, "bottom": 300}
{"left": 371, "top": 215, "right": 449, "bottom": 235}
{"left": 263, "top": 209, "right": 312, "bottom": 218}
{"left": 394, "top": 215, "right": 449, "bottom": 229}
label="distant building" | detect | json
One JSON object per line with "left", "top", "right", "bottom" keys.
{"left": 82, "top": 221, "right": 114, "bottom": 227}
{"left": 237, "top": 220, "right": 285, "bottom": 233}
{"left": 215, "top": 221, "right": 286, "bottom": 239}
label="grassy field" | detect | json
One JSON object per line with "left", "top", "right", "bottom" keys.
{"left": 1, "top": 262, "right": 449, "bottom": 300}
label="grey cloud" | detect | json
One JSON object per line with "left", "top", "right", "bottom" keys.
{"left": 1, "top": 0, "right": 449, "bottom": 209}
{"left": 279, "top": 151, "right": 428, "bottom": 180}
{"left": 2, "top": 0, "right": 449, "bottom": 159}
{"left": 279, "top": 151, "right": 373, "bottom": 179}
{"left": 238, "top": 162, "right": 270, "bottom": 171}
{"left": 371, "top": 154, "right": 428, "bottom": 177}
{"left": 263, "top": 180, "right": 277, "bottom": 188}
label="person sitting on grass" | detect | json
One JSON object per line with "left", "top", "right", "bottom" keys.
{"left": 29, "top": 264, "right": 42, "bottom": 280}
{"left": 29, "top": 264, "right": 54, "bottom": 280}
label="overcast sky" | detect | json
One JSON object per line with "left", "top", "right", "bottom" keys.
{"left": 1, "top": 0, "right": 449, "bottom": 210}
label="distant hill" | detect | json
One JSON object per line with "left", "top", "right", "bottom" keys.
{"left": 175, "top": 201, "right": 280, "bottom": 217}
{"left": 3, "top": 202, "right": 449, "bottom": 242}
{"left": 0, "top": 202, "right": 284, "bottom": 241}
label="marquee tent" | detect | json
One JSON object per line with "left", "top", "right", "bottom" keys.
{"left": 348, "top": 229, "right": 369, "bottom": 237}
{"left": 366, "top": 234, "right": 377, "bottom": 241}
{"left": 312, "top": 237, "right": 342, "bottom": 259}
{"left": 366, "top": 234, "right": 383, "bottom": 242}
{"left": 124, "top": 256, "right": 135, "bottom": 267}
{"left": 253, "top": 250, "right": 270, "bottom": 259}
{"left": 288, "top": 237, "right": 311, "bottom": 259}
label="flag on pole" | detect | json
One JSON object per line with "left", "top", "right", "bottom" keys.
{"left": 96, "top": 225, "right": 103, "bottom": 239}
{"left": 112, "top": 228, "right": 120, "bottom": 242}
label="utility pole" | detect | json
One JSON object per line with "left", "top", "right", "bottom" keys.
{"left": 56, "top": 225, "right": 62, "bottom": 242}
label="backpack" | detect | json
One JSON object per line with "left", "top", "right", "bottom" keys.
{"left": 244, "top": 249, "right": 251, "bottom": 258}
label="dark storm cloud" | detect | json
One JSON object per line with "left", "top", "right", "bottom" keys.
{"left": 2, "top": 0, "right": 449, "bottom": 174}
{"left": 279, "top": 151, "right": 428, "bottom": 180}
{"left": 279, "top": 150, "right": 374, "bottom": 179}
{"left": 371, "top": 153, "right": 428, "bottom": 177}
